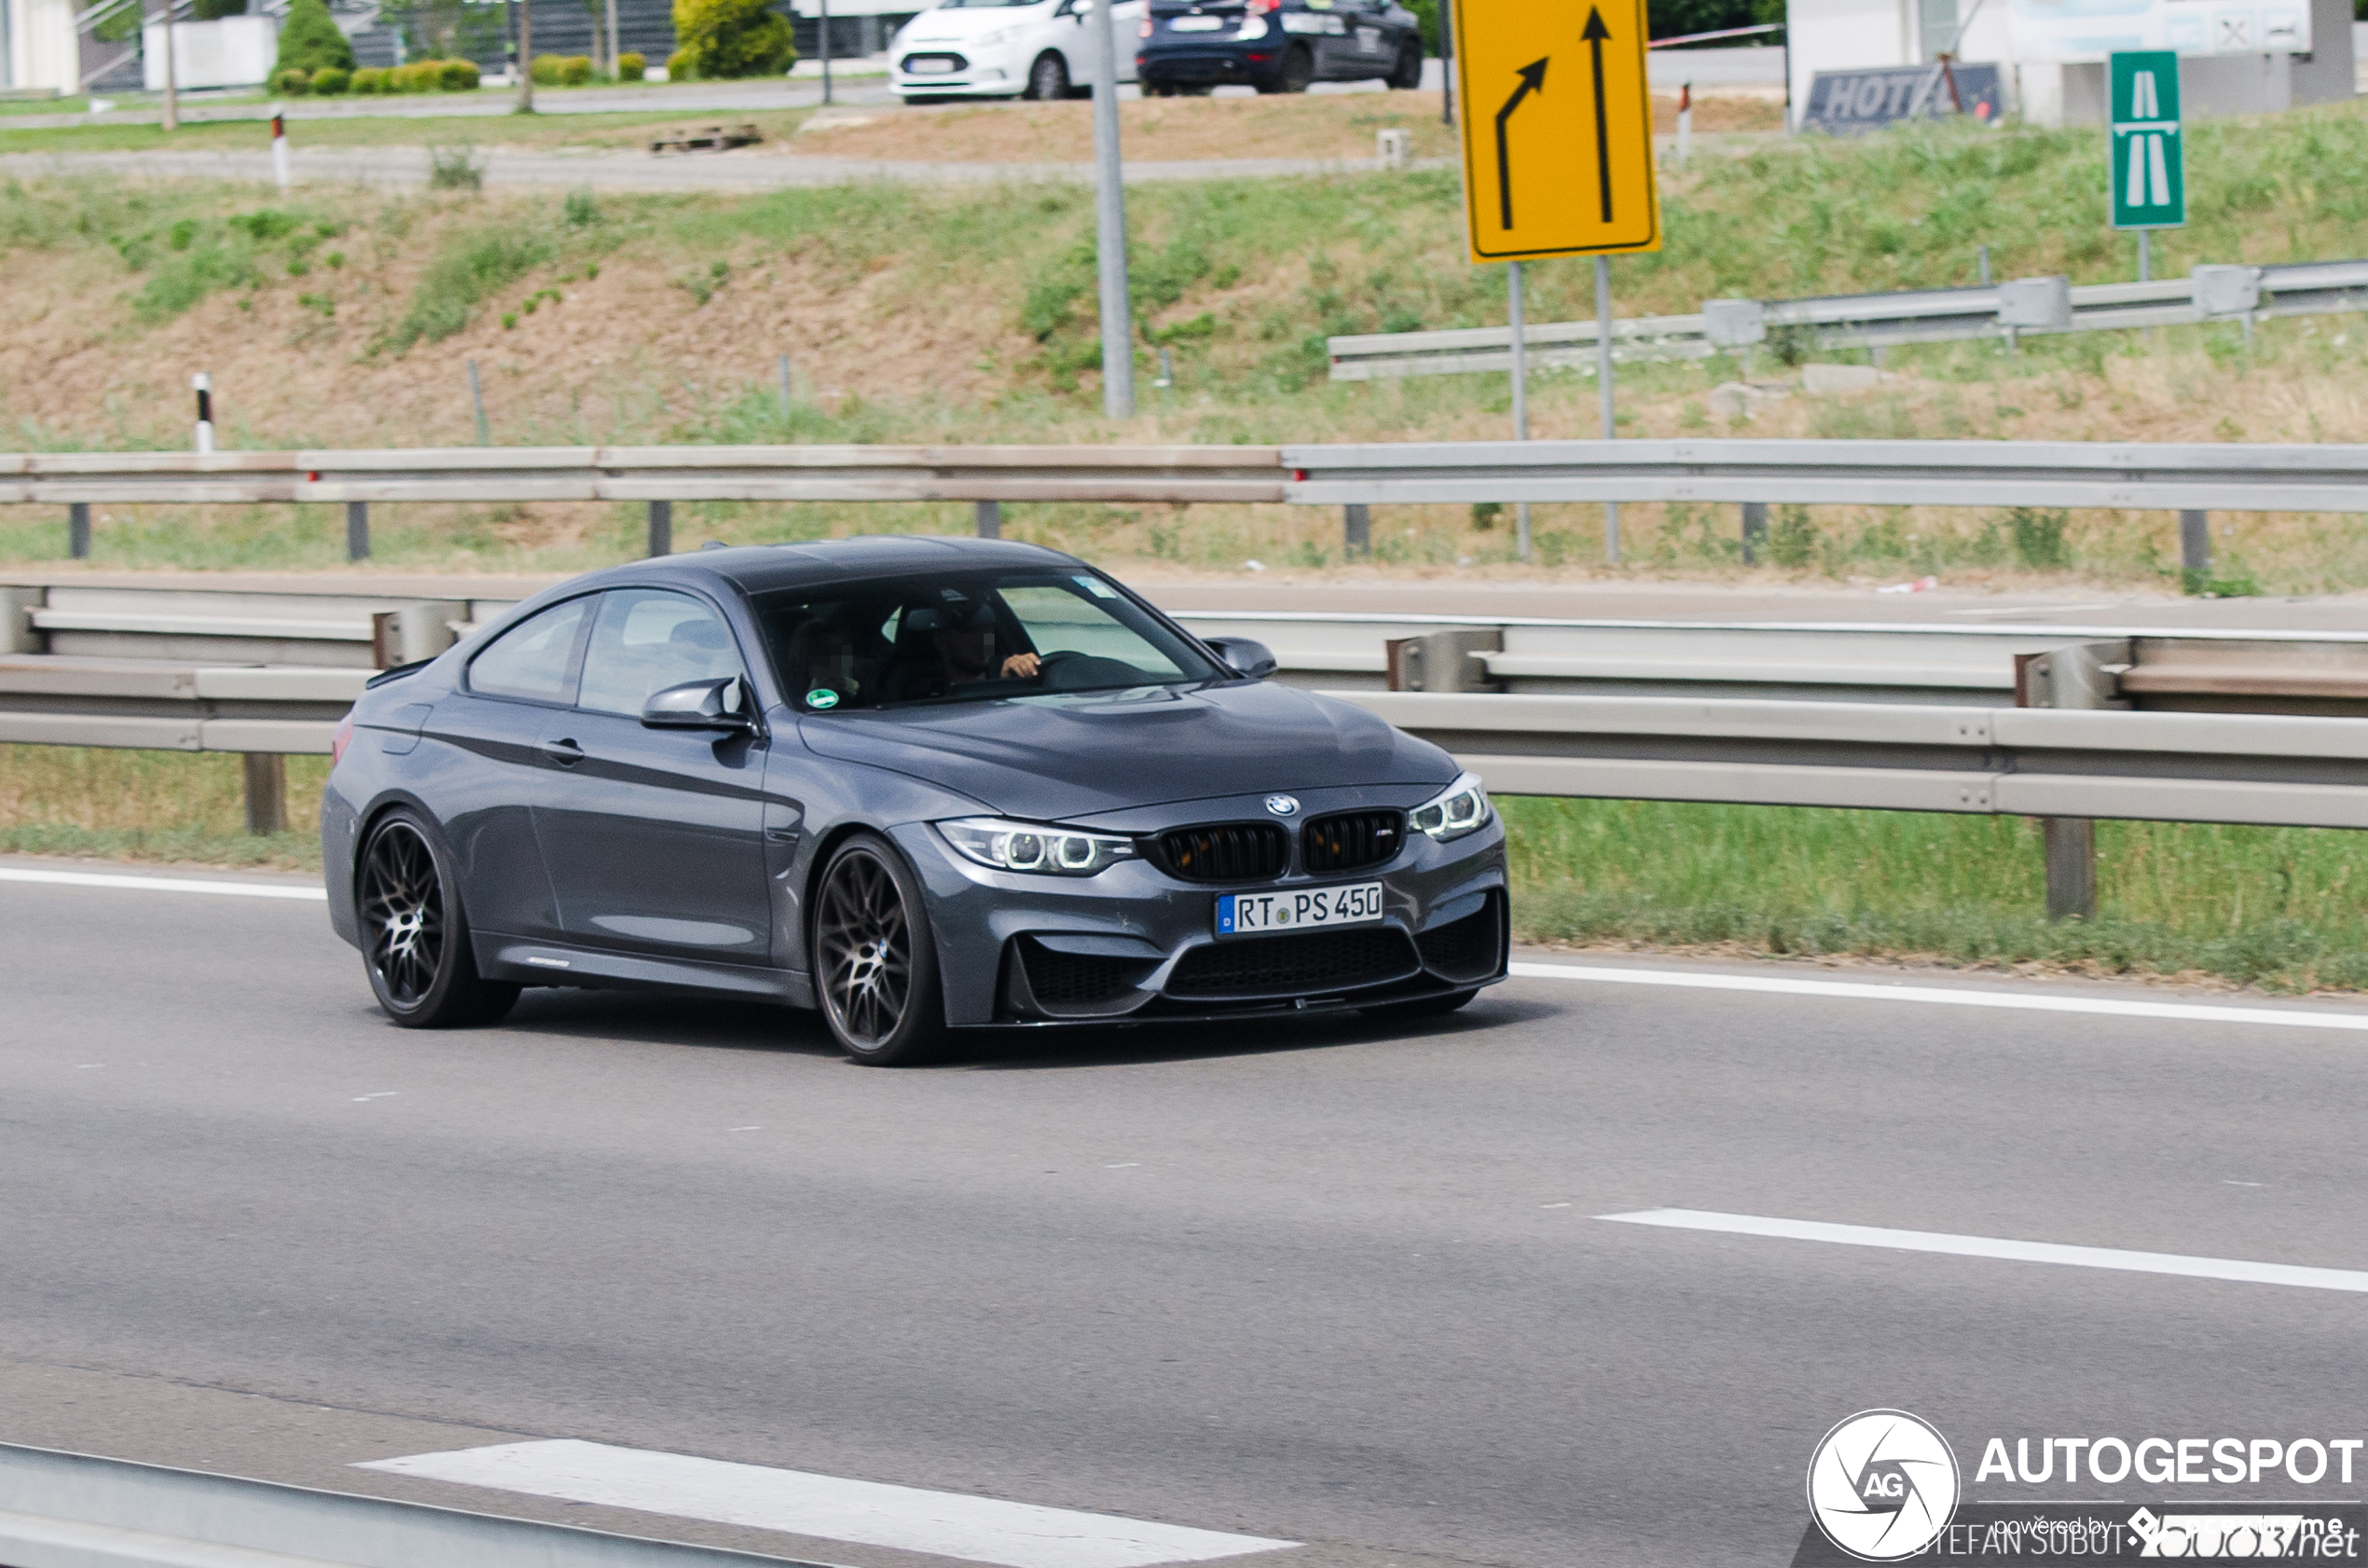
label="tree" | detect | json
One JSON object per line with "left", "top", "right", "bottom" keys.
{"left": 672, "top": 0, "right": 795, "bottom": 78}
{"left": 274, "top": 0, "right": 355, "bottom": 75}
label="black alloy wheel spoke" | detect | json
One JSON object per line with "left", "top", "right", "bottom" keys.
{"left": 820, "top": 850, "right": 911, "bottom": 1049}
{"left": 362, "top": 823, "right": 446, "bottom": 1008}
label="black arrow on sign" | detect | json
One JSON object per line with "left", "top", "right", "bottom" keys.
{"left": 1494, "top": 57, "right": 1549, "bottom": 230}
{"left": 1583, "top": 6, "right": 1614, "bottom": 221}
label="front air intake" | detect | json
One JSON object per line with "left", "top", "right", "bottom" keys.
{"left": 1302, "top": 809, "right": 1404, "bottom": 874}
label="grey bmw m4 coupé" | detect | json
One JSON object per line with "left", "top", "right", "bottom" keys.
{"left": 323, "top": 536, "right": 1508, "bottom": 1064}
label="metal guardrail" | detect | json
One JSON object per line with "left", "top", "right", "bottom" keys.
{"left": 1335, "top": 690, "right": 2368, "bottom": 831}
{"left": 0, "top": 1439, "right": 832, "bottom": 1568}
{"left": 1280, "top": 438, "right": 2368, "bottom": 513}
{"left": 1324, "top": 259, "right": 2368, "bottom": 379}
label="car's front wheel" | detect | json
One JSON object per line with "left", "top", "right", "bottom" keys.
{"left": 1026, "top": 51, "right": 1070, "bottom": 100}
{"left": 356, "top": 810, "right": 519, "bottom": 1028}
{"left": 812, "top": 833, "right": 949, "bottom": 1066}
{"left": 1386, "top": 38, "right": 1421, "bottom": 88}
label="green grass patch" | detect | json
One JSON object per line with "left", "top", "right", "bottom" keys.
{"left": 0, "top": 745, "right": 327, "bottom": 872}
{"left": 1503, "top": 797, "right": 2368, "bottom": 992}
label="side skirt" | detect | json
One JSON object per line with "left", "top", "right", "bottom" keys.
{"left": 474, "top": 935, "right": 815, "bottom": 1010}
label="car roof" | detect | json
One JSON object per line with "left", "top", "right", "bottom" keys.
{"left": 569, "top": 534, "right": 1089, "bottom": 600}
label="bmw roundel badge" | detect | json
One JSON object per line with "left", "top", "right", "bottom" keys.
{"left": 1265, "top": 794, "right": 1301, "bottom": 817}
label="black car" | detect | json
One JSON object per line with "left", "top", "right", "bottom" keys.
{"left": 322, "top": 536, "right": 1508, "bottom": 1066}
{"left": 1136, "top": 0, "right": 1424, "bottom": 94}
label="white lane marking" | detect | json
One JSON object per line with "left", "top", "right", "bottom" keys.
{"left": 352, "top": 1092, "right": 397, "bottom": 1103}
{"left": 1508, "top": 959, "right": 2368, "bottom": 1033}
{"left": 358, "top": 1439, "right": 1299, "bottom": 1568}
{"left": 1601, "top": 1208, "right": 2368, "bottom": 1295}
{"left": 0, "top": 867, "right": 326, "bottom": 901}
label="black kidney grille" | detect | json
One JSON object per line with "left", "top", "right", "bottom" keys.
{"left": 1021, "top": 942, "right": 1150, "bottom": 1006}
{"left": 1169, "top": 927, "right": 1418, "bottom": 997}
{"left": 1159, "top": 822, "right": 1288, "bottom": 883}
{"left": 1416, "top": 895, "right": 1504, "bottom": 980}
{"left": 1302, "top": 809, "right": 1404, "bottom": 874}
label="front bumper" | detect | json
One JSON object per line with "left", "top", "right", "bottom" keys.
{"left": 890, "top": 796, "right": 1508, "bottom": 1028}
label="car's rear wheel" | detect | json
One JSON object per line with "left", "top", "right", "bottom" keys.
{"left": 1257, "top": 43, "right": 1313, "bottom": 92}
{"left": 812, "top": 833, "right": 948, "bottom": 1066}
{"left": 356, "top": 810, "right": 519, "bottom": 1028}
{"left": 1386, "top": 38, "right": 1421, "bottom": 88}
{"left": 1361, "top": 988, "right": 1478, "bottom": 1020}
{"left": 1026, "top": 51, "right": 1070, "bottom": 99}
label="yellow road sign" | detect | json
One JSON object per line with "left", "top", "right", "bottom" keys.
{"left": 1453, "top": 0, "right": 1662, "bottom": 264}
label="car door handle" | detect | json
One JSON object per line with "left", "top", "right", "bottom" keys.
{"left": 542, "top": 737, "right": 585, "bottom": 766}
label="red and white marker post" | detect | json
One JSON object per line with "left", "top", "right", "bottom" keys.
{"left": 193, "top": 372, "right": 214, "bottom": 455}
{"left": 270, "top": 105, "right": 290, "bottom": 188}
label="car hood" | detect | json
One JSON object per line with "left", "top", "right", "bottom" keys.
{"left": 795, "top": 681, "right": 1453, "bottom": 820}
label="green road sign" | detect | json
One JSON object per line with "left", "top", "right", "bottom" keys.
{"left": 2109, "top": 49, "right": 2185, "bottom": 229}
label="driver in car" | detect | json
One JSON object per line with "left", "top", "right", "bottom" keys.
{"left": 938, "top": 618, "right": 1039, "bottom": 683}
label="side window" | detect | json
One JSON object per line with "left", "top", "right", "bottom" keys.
{"left": 466, "top": 597, "right": 593, "bottom": 704}
{"left": 576, "top": 588, "right": 745, "bottom": 717}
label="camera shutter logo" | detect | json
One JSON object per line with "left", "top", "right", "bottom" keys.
{"left": 1807, "top": 1410, "right": 1961, "bottom": 1561}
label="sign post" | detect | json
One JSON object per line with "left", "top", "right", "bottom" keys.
{"left": 1454, "top": 0, "right": 1659, "bottom": 563}
{"left": 2109, "top": 49, "right": 2184, "bottom": 281}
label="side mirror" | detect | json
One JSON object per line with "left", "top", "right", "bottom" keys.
{"left": 642, "top": 676, "right": 757, "bottom": 733}
{"left": 1204, "top": 636, "right": 1278, "bottom": 681}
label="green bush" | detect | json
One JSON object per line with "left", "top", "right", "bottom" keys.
{"left": 664, "top": 48, "right": 693, "bottom": 78}
{"left": 616, "top": 49, "right": 646, "bottom": 77}
{"left": 392, "top": 60, "right": 441, "bottom": 91}
{"left": 272, "top": 66, "right": 311, "bottom": 93}
{"left": 559, "top": 53, "right": 594, "bottom": 83}
{"left": 272, "top": 0, "right": 353, "bottom": 76}
{"left": 672, "top": 0, "right": 795, "bottom": 78}
{"left": 439, "top": 57, "right": 480, "bottom": 88}
{"left": 309, "top": 63, "right": 350, "bottom": 92}
{"left": 390, "top": 225, "right": 551, "bottom": 350}
{"left": 350, "top": 65, "right": 387, "bottom": 91}
{"left": 530, "top": 52, "right": 566, "bottom": 83}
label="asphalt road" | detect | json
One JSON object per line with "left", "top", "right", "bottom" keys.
{"left": 6, "top": 866, "right": 2368, "bottom": 1568}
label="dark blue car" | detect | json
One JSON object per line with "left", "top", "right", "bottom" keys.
{"left": 1136, "top": 0, "right": 1424, "bottom": 94}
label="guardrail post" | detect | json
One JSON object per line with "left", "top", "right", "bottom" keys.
{"left": 0, "top": 587, "right": 40, "bottom": 653}
{"left": 242, "top": 753, "right": 287, "bottom": 836}
{"left": 974, "top": 501, "right": 1001, "bottom": 539}
{"left": 647, "top": 500, "right": 673, "bottom": 557}
{"left": 2016, "top": 643, "right": 2127, "bottom": 923}
{"left": 1343, "top": 503, "right": 1370, "bottom": 558}
{"left": 1741, "top": 502, "right": 1768, "bottom": 564}
{"left": 67, "top": 502, "right": 91, "bottom": 558}
{"left": 345, "top": 502, "right": 370, "bottom": 562}
{"left": 2180, "top": 510, "right": 2210, "bottom": 581}
{"left": 1385, "top": 628, "right": 1503, "bottom": 692}
{"left": 2043, "top": 818, "right": 2096, "bottom": 922}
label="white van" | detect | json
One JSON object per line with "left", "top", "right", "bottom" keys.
{"left": 889, "top": 0, "right": 1144, "bottom": 101}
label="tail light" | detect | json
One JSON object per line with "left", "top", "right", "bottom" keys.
{"left": 1246, "top": 0, "right": 1278, "bottom": 12}
{"left": 330, "top": 712, "right": 355, "bottom": 765}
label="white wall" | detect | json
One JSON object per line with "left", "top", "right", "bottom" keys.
{"left": 142, "top": 12, "right": 277, "bottom": 89}
{"left": 1786, "top": 0, "right": 1913, "bottom": 119}
{"left": 12, "top": 0, "right": 81, "bottom": 93}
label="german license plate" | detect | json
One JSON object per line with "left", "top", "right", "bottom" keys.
{"left": 1217, "top": 882, "right": 1384, "bottom": 936}
{"left": 908, "top": 57, "right": 958, "bottom": 72}
{"left": 1170, "top": 15, "right": 1224, "bottom": 28}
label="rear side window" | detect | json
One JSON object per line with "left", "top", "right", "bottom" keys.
{"left": 576, "top": 588, "right": 744, "bottom": 717}
{"left": 467, "top": 597, "right": 593, "bottom": 704}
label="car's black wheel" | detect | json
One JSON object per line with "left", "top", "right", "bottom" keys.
{"left": 812, "top": 833, "right": 949, "bottom": 1066}
{"left": 1362, "top": 988, "right": 1478, "bottom": 1020}
{"left": 1386, "top": 38, "right": 1422, "bottom": 89}
{"left": 356, "top": 810, "right": 519, "bottom": 1029}
{"left": 1026, "top": 51, "right": 1070, "bottom": 99}
{"left": 1257, "top": 43, "right": 1314, "bottom": 92}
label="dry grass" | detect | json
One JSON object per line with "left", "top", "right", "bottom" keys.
{"left": 0, "top": 744, "right": 326, "bottom": 868}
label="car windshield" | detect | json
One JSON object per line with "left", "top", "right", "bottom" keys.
{"left": 757, "top": 569, "right": 1221, "bottom": 712}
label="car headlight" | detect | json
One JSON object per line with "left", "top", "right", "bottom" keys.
{"left": 1409, "top": 773, "right": 1491, "bottom": 842}
{"left": 939, "top": 818, "right": 1139, "bottom": 875}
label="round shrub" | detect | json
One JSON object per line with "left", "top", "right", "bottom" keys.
{"left": 309, "top": 64, "right": 350, "bottom": 92}
{"left": 349, "top": 65, "right": 387, "bottom": 91}
{"left": 272, "top": 66, "right": 310, "bottom": 93}
{"left": 272, "top": 0, "right": 353, "bottom": 76}
{"left": 616, "top": 49, "right": 646, "bottom": 78}
{"left": 395, "top": 60, "right": 441, "bottom": 91}
{"left": 559, "top": 53, "right": 593, "bottom": 84}
{"left": 530, "top": 52, "right": 566, "bottom": 84}
{"left": 439, "top": 58, "right": 480, "bottom": 89}
{"left": 664, "top": 48, "right": 693, "bottom": 78}
{"left": 673, "top": 0, "right": 795, "bottom": 77}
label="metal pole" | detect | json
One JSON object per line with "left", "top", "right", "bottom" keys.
{"left": 345, "top": 501, "right": 370, "bottom": 562}
{"left": 467, "top": 360, "right": 490, "bottom": 445}
{"left": 1343, "top": 502, "right": 1370, "bottom": 558}
{"left": 1596, "top": 254, "right": 1618, "bottom": 563}
{"left": 604, "top": 0, "right": 619, "bottom": 75}
{"left": 2138, "top": 228, "right": 2150, "bottom": 282}
{"left": 778, "top": 353, "right": 793, "bottom": 418}
{"left": 242, "top": 753, "right": 287, "bottom": 836}
{"left": 1508, "top": 261, "right": 1530, "bottom": 562}
{"left": 1977, "top": 243, "right": 1990, "bottom": 286}
{"left": 2044, "top": 817, "right": 2097, "bottom": 920}
{"left": 1741, "top": 501, "right": 1767, "bottom": 564}
{"left": 1088, "top": 0, "right": 1135, "bottom": 420}
{"left": 516, "top": 0, "right": 533, "bottom": 110}
{"left": 159, "top": 0, "right": 178, "bottom": 131}
{"left": 1439, "top": 0, "right": 1454, "bottom": 126}
{"left": 974, "top": 501, "right": 1001, "bottom": 538}
{"left": 819, "top": 0, "right": 833, "bottom": 103}
{"left": 2180, "top": 509, "right": 2210, "bottom": 581}
{"left": 68, "top": 502, "right": 90, "bottom": 559}
{"left": 647, "top": 499, "right": 673, "bottom": 557}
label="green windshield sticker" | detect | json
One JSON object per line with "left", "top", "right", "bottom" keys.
{"left": 806, "top": 688, "right": 840, "bottom": 709}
